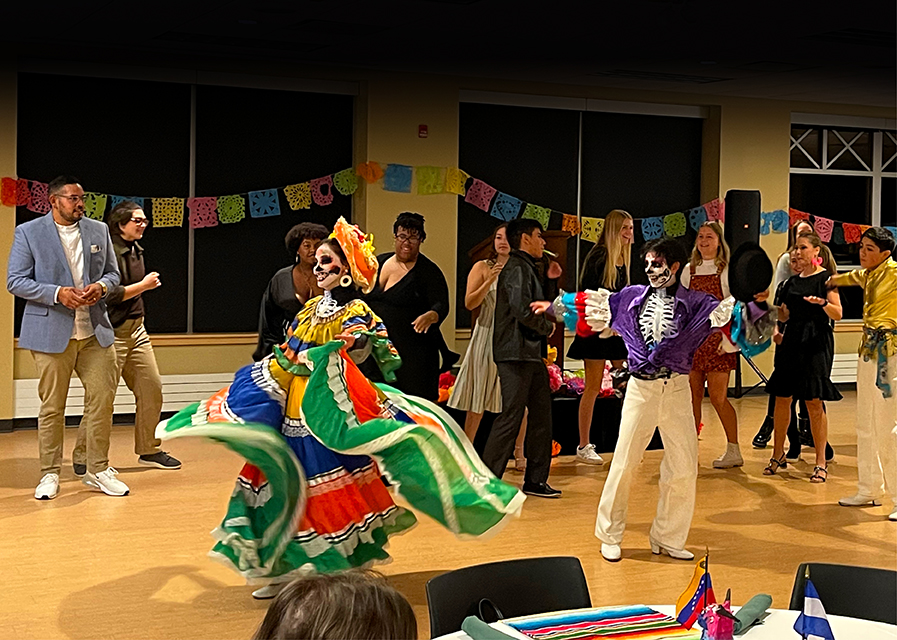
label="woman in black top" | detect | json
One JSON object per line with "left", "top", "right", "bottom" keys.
{"left": 764, "top": 231, "right": 842, "bottom": 482}
{"left": 567, "top": 209, "right": 633, "bottom": 465}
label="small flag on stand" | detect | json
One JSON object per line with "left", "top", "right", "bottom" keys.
{"left": 676, "top": 552, "right": 716, "bottom": 629}
{"left": 793, "top": 569, "right": 836, "bottom": 640}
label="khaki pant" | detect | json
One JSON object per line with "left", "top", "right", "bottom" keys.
{"left": 32, "top": 336, "right": 118, "bottom": 476}
{"left": 75, "top": 318, "right": 163, "bottom": 461}
{"left": 595, "top": 375, "right": 698, "bottom": 550}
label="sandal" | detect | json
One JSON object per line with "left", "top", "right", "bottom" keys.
{"left": 810, "top": 465, "right": 828, "bottom": 483}
{"left": 763, "top": 455, "right": 787, "bottom": 476}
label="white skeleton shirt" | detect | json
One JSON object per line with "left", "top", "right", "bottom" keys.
{"left": 638, "top": 287, "right": 678, "bottom": 350}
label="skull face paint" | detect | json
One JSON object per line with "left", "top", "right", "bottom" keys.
{"left": 645, "top": 251, "right": 675, "bottom": 289}
{"left": 314, "top": 244, "right": 347, "bottom": 291}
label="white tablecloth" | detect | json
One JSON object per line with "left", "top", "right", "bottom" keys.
{"left": 436, "top": 605, "right": 897, "bottom": 639}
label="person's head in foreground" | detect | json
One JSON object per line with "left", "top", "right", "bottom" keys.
{"left": 858, "top": 226, "right": 894, "bottom": 270}
{"left": 252, "top": 570, "right": 418, "bottom": 640}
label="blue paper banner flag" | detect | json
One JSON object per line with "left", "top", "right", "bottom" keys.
{"left": 490, "top": 192, "right": 522, "bottom": 222}
{"left": 249, "top": 189, "right": 281, "bottom": 218}
{"left": 641, "top": 216, "right": 664, "bottom": 240}
{"left": 885, "top": 226, "right": 897, "bottom": 239}
{"left": 110, "top": 195, "right": 145, "bottom": 212}
{"left": 688, "top": 206, "right": 707, "bottom": 231}
{"left": 383, "top": 164, "right": 413, "bottom": 193}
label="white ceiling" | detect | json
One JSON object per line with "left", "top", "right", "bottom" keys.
{"left": 2, "top": 0, "right": 894, "bottom": 107}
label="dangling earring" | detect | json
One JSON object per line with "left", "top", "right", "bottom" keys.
{"left": 812, "top": 256, "right": 823, "bottom": 266}
{"left": 339, "top": 274, "right": 353, "bottom": 288}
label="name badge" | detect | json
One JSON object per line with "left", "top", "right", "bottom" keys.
{"left": 90, "top": 244, "right": 101, "bottom": 254}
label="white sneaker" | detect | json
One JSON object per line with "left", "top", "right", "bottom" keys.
{"left": 576, "top": 444, "right": 605, "bottom": 465}
{"left": 82, "top": 467, "right": 130, "bottom": 496}
{"left": 252, "top": 583, "right": 286, "bottom": 600}
{"left": 712, "top": 443, "right": 744, "bottom": 469}
{"left": 650, "top": 539, "right": 694, "bottom": 560}
{"left": 839, "top": 494, "right": 882, "bottom": 507}
{"left": 600, "top": 543, "right": 621, "bottom": 562}
{"left": 35, "top": 473, "right": 59, "bottom": 500}
{"left": 889, "top": 509, "right": 897, "bottom": 522}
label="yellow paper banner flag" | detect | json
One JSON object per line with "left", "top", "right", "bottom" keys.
{"left": 284, "top": 183, "right": 312, "bottom": 210}
{"left": 445, "top": 167, "right": 470, "bottom": 196}
{"left": 151, "top": 198, "right": 184, "bottom": 228}
{"left": 416, "top": 166, "right": 445, "bottom": 195}
{"left": 581, "top": 217, "right": 604, "bottom": 243}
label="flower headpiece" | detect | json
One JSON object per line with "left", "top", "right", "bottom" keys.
{"left": 331, "top": 217, "right": 378, "bottom": 294}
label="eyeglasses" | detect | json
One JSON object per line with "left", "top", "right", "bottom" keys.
{"left": 55, "top": 194, "right": 86, "bottom": 204}
{"left": 395, "top": 234, "right": 421, "bottom": 245}
{"left": 130, "top": 218, "right": 148, "bottom": 226}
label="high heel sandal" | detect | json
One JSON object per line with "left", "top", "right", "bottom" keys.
{"left": 810, "top": 465, "right": 828, "bottom": 483}
{"left": 763, "top": 455, "right": 787, "bottom": 476}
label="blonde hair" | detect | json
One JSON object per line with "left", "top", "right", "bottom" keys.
{"left": 581, "top": 209, "right": 632, "bottom": 289}
{"left": 690, "top": 221, "right": 730, "bottom": 269}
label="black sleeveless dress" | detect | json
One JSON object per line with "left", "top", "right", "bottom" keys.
{"left": 567, "top": 247, "right": 629, "bottom": 361}
{"left": 766, "top": 271, "right": 842, "bottom": 401}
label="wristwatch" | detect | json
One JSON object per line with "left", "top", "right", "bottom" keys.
{"left": 98, "top": 281, "right": 108, "bottom": 298}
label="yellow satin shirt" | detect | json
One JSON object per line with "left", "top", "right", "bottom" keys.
{"left": 830, "top": 258, "right": 897, "bottom": 356}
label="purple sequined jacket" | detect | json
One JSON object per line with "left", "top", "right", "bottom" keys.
{"left": 609, "top": 284, "right": 722, "bottom": 375}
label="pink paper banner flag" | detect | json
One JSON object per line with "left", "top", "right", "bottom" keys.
{"left": 27, "top": 181, "right": 51, "bottom": 214}
{"left": 310, "top": 176, "right": 334, "bottom": 206}
{"left": 814, "top": 216, "right": 834, "bottom": 242}
{"left": 187, "top": 197, "right": 218, "bottom": 229}
{"left": 704, "top": 198, "right": 724, "bottom": 222}
{"left": 464, "top": 178, "right": 497, "bottom": 212}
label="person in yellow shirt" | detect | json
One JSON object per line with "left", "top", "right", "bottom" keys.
{"left": 828, "top": 227, "right": 897, "bottom": 521}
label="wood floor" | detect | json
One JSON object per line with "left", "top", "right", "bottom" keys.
{"left": 0, "top": 390, "right": 893, "bottom": 639}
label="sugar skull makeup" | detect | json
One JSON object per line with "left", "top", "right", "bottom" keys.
{"left": 314, "top": 244, "right": 346, "bottom": 291}
{"left": 645, "top": 252, "right": 675, "bottom": 289}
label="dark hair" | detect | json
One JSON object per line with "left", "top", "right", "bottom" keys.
{"left": 641, "top": 237, "right": 688, "bottom": 283}
{"left": 394, "top": 212, "right": 426, "bottom": 241}
{"left": 285, "top": 222, "right": 329, "bottom": 257}
{"left": 796, "top": 231, "right": 838, "bottom": 276}
{"left": 48, "top": 175, "right": 81, "bottom": 196}
{"left": 861, "top": 226, "right": 896, "bottom": 255}
{"left": 252, "top": 570, "right": 417, "bottom": 640}
{"left": 506, "top": 218, "right": 543, "bottom": 250}
{"left": 486, "top": 223, "right": 509, "bottom": 261}
{"left": 106, "top": 200, "right": 144, "bottom": 237}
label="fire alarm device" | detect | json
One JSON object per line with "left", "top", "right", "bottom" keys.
{"left": 418, "top": 124, "right": 428, "bottom": 138}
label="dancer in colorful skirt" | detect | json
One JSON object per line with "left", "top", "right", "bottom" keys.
{"left": 157, "top": 218, "right": 524, "bottom": 598}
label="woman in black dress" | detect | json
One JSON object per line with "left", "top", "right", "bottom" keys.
{"left": 764, "top": 231, "right": 842, "bottom": 482}
{"left": 567, "top": 209, "right": 633, "bottom": 465}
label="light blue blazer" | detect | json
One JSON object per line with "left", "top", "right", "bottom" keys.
{"left": 7, "top": 213, "right": 121, "bottom": 353}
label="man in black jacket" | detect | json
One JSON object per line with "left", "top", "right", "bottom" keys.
{"left": 482, "top": 218, "right": 560, "bottom": 498}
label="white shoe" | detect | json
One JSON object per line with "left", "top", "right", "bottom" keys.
{"left": 82, "top": 467, "right": 130, "bottom": 496}
{"left": 712, "top": 444, "right": 744, "bottom": 469}
{"left": 650, "top": 539, "right": 694, "bottom": 560}
{"left": 839, "top": 494, "right": 882, "bottom": 507}
{"left": 889, "top": 509, "right": 897, "bottom": 522}
{"left": 252, "top": 583, "right": 286, "bottom": 600}
{"left": 600, "top": 543, "right": 621, "bottom": 562}
{"left": 576, "top": 444, "right": 605, "bottom": 465}
{"left": 35, "top": 473, "right": 59, "bottom": 500}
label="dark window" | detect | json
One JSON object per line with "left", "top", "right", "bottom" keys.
{"left": 192, "top": 85, "right": 353, "bottom": 332}
{"left": 14, "top": 73, "right": 191, "bottom": 335}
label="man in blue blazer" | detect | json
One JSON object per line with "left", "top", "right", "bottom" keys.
{"left": 7, "top": 175, "right": 129, "bottom": 500}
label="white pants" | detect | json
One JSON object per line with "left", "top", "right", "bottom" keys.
{"left": 595, "top": 375, "right": 698, "bottom": 550}
{"left": 855, "top": 354, "right": 897, "bottom": 503}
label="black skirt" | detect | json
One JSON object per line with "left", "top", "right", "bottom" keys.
{"left": 567, "top": 333, "right": 628, "bottom": 361}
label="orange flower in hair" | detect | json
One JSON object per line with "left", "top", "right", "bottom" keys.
{"left": 331, "top": 217, "right": 378, "bottom": 293}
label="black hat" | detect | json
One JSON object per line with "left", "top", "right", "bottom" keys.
{"left": 729, "top": 241, "right": 773, "bottom": 303}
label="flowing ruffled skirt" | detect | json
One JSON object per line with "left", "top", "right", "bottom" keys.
{"left": 157, "top": 341, "right": 525, "bottom": 583}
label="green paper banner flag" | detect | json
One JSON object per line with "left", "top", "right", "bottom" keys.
{"left": 522, "top": 203, "right": 550, "bottom": 228}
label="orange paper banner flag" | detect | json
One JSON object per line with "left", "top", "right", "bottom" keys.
{"left": 356, "top": 161, "right": 385, "bottom": 184}
{"left": 562, "top": 214, "right": 581, "bottom": 235}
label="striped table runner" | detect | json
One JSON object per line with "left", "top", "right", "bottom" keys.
{"left": 502, "top": 605, "right": 702, "bottom": 640}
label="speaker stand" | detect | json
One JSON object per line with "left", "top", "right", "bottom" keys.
{"left": 733, "top": 352, "right": 769, "bottom": 398}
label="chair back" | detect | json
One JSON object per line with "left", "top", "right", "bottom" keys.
{"left": 425, "top": 556, "right": 591, "bottom": 637}
{"left": 789, "top": 562, "right": 897, "bottom": 625}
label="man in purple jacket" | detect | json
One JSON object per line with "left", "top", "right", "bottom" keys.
{"left": 588, "top": 238, "right": 731, "bottom": 562}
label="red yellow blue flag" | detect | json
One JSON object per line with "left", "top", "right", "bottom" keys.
{"left": 676, "top": 555, "right": 716, "bottom": 628}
